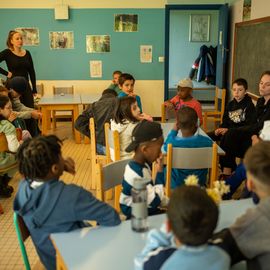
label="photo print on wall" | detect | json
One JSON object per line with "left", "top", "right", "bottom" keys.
{"left": 15, "top": 27, "right": 39, "bottom": 46}
{"left": 114, "top": 14, "right": 138, "bottom": 32}
{"left": 86, "top": 35, "right": 110, "bottom": 53}
{"left": 49, "top": 31, "right": 74, "bottom": 49}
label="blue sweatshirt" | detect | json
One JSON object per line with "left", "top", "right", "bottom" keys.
{"left": 13, "top": 179, "right": 121, "bottom": 270}
{"left": 164, "top": 129, "right": 212, "bottom": 188}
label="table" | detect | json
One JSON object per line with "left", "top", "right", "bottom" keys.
{"left": 80, "top": 93, "right": 101, "bottom": 105}
{"left": 51, "top": 199, "right": 254, "bottom": 270}
{"left": 39, "top": 94, "right": 81, "bottom": 144}
{"left": 161, "top": 122, "right": 225, "bottom": 155}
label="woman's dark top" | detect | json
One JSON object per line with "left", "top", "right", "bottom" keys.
{"left": 0, "top": 48, "right": 37, "bottom": 93}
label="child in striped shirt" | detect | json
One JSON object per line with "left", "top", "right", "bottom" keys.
{"left": 119, "top": 120, "right": 168, "bottom": 218}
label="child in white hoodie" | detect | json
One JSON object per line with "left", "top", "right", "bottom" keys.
{"left": 110, "top": 96, "right": 140, "bottom": 159}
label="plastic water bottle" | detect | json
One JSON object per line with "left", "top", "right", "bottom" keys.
{"left": 131, "top": 179, "right": 148, "bottom": 232}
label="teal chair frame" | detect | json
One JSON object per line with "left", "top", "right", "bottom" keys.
{"left": 14, "top": 212, "right": 31, "bottom": 270}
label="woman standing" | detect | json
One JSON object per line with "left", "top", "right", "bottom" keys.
{"left": 0, "top": 30, "right": 37, "bottom": 108}
{"left": 0, "top": 30, "right": 39, "bottom": 136}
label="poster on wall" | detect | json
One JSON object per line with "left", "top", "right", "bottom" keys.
{"left": 86, "top": 35, "right": 110, "bottom": 53}
{"left": 189, "top": 14, "right": 210, "bottom": 42}
{"left": 140, "top": 45, "right": 152, "bottom": 63}
{"left": 49, "top": 31, "right": 74, "bottom": 49}
{"left": 114, "top": 14, "right": 138, "bottom": 32}
{"left": 243, "top": 0, "right": 251, "bottom": 21}
{"left": 90, "top": 60, "right": 102, "bottom": 78}
{"left": 15, "top": 27, "right": 39, "bottom": 46}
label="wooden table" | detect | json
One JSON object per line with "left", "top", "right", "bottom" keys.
{"left": 80, "top": 93, "right": 101, "bottom": 105}
{"left": 39, "top": 94, "right": 81, "bottom": 144}
{"left": 51, "top": 199, "right": 254, "bottom": 270}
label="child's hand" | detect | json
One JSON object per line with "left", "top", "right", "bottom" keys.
{"left": 64, "top": 157, "right": 76, "bottom": 175}
{"left": 251, "top": 135, "right": 261, "bottom": 145}
{"left": 139, "top": 113, "right": 153, "bottom": 122}
{"left": 156, "top": 154, "right": 164, "bottom": 172}
{"left": 215, "top": 128, "right": 228, "bottom": 136}
{"left": 164, "top": 101, "right": 174, "bottom": 110}
{"left": 8, "top": 112, "right": 17, "bottom": 122}
{"left": 31, "top": 110, "right": 42, "bottom": 119}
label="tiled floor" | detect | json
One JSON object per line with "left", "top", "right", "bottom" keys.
{"left": 0, "top": 123, "right": 93, "bottom": 269}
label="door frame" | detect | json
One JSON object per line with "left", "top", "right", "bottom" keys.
{"left": 164, "top": 4, "right": 223, "bottom": 100}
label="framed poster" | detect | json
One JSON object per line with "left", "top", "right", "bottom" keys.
{"left": 189, "top": 15, "right": 210, "bottom": 42}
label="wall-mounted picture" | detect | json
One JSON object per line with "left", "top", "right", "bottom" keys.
{"left": 189, "top": 14, "right": 210, "bottom": 42}
{"left": 140, "top": 45, "right": 152, "bottom": 63}
{"left": 49, "top": 31, "right": 74, "bottom": 49}
{"left": 86, "top": 35, "right": 110, "bottom": 53}
{"left": 114, "top": 14, "right": 138, "bottom": 32}
{"left": 15, "top": 27, "right": 39, "bottom": 46}
{"left": 90, "top": 60, "right": 102, "bottom": 78}
{"left": 243, "top": 0, "right": 251, "bottom": 21}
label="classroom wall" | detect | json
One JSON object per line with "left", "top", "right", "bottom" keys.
{"left": 0, "top": 7, "right": 165, "bottom": 116}
{"left": 228, "top": 0, "right": 270, "bottom": 98}
{"left": 169, "top": 9, "right": 219, "bottom": 88}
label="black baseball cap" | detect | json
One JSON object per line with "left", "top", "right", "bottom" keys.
{"left": 125, "top": 120, "right": 163, "bottom": 152}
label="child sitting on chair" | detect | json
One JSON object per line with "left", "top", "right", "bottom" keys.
{"left": 213, "top": 141, "right": 270, "bottom": 269}
{"left": 110, "top": 96, "right": 141, "bottom": 160}
{"left": 119, "top": 120, "right": 168, "bottom": 219}
{"left": 0, "top": 95, "right": 22, "bottom": 197}
{"left": 13, "top": 135, "right": 121, "bottom": 270}
{"left": 135, "top": 185, "right": 230, "bottom": 270}
{"left": 164, "top": 78, "right": 203, "bottom": 125}
{"left": 164, "top": 106, "right": 212, "bottom": 188}
{"left": 207, "top": 78, "right": 255, "bottom": 142}
{"left": 118, "top": 73, "right": 153, "bottom": 121}
{"left": 108, "top": 70, "right": 122, "bottom": 94}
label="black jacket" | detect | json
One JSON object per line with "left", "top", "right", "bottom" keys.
{"left": 75, "top": 93, "right": 117, "bottom": 145}
{"left": 221, "top": 94, "right": 256, "bottom": 128}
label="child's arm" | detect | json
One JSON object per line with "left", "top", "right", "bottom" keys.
{"left": 164, "top": 100, "right": 174, "bottom": 109}
{"left": 134, "top": 224, "right": 175, "bottom": 270}
{"left": 74, "top": 187, "right": 121, "bottom": 226}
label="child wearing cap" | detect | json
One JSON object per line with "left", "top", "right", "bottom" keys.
{"left": 119, "top": 120, "right": 168, "bottom": 219}
{"left": 213, "top": 141, "right": 270, "bottom": 269}
{"left": 164, "top": 106, "right": 212, "bottom": 188}
{"left": 164, "top": 78, "right": 203, "bottom": 125}
{"left": 135, "top": 186, "right": 230, "bottom": 270}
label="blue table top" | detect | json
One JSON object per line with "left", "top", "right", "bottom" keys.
{"left": 51, "top": 199, "right": 254, "bottom": 270}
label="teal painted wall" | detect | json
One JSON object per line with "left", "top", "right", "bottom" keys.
{"left": 169, "top": 10, "right": 219, "bottom": 88}
{"left": 0, "top": 9, "right": 164, "bottom": 80}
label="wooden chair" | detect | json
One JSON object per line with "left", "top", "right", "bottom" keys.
{"left": 203, "top": 87, "right": 226, "bottom": 132}
{"left": 96, "top": 159, "right": 131, "bottom": 212}
{"left": 161, "top": 103, "right": 177, "bottom": 123}
{"left": 165, "top": 142, "right": 218, "bottom": 197}
{"left": 90, "top": 118, "right": 107, "bottom": 190}
{"left": 14, "top": 213, "right": 31, "bottom": 270}
{"left": 52, "top": 86, "right": 74, "bottom": 129}
{"left": 36, "top": 83, "right": 44, "bottom": 96}
{"left": 0, "top": 132, "right": 19, "bottom": 214}
{"left": 104, "top": 123, "right": 120, "bottom": 163}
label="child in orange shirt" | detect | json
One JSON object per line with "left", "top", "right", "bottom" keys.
{"left": 164, "top": 78, "right": 203, "bottom": 125}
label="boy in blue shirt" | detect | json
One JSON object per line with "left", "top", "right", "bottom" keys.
{"left": 118, "top": 73, "right": 152, "bottom": 121}
{"left": 164, "top": 106, "right": 212, "bottom": 188}
{"left": 135, "top": 185, "right": 230, "bottom": 270}
{"left": 13, "top": 135, "right": 121, "bottom": 270}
